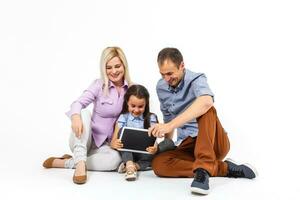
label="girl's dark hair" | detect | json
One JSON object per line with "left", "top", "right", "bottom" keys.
{"left": 121, "top": 84, "right": 157, "bottom": 129}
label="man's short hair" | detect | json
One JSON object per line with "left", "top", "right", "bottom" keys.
{"left": 157, "top": 47, "right": 183, "bottom": 68}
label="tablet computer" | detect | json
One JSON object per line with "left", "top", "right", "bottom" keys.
{"left": 118, "top": 127, "right": 156, "bottom": 154}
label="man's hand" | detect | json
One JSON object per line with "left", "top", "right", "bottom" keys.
{"left": 110, "top": 139, "right": 123, "bottom": 149}
{"left": 148, "top": 123, "right": 174, "bottom": 138}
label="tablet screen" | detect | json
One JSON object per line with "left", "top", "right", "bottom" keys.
{"left": 118, "top": 127, "right": 156, "bottom": 154}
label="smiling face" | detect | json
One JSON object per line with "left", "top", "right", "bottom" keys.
{"left": 159, "top": 59, "right": 185, "bottom": 88}
{"left": 127, "top": 95, "right": 146, "bottom": 117}
{"left": 106, "top": 56, "right": 125, "bottom": 85}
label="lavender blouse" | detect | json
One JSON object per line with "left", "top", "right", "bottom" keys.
{"left": 66, "top": 79, "right": 128, "bottom": 147}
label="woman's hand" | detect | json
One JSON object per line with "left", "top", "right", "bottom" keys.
{"left": 146, "top": 145, "right": 158, "bottom": 154}
{"left": 71, "top": 114, "right": 83, "bottom": 138}
{"left": 110, "top": 139, "right": 123, "bottom": 149}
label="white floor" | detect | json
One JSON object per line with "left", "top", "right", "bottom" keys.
{"left": 1, "top": 150, "right": 297, "bottom": 200}
{"left": 1, "top": 121, "right": 299, "bottom": 200}
{"left": 1, "top": 112, "right": 299, "bottom": 200}
{"left": 3, "top": 165, "right": 257, "bottom": 200}
{"left": 1, "top": 0, "right": 300, "bottom": 199}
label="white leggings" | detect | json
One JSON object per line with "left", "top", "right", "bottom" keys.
{"left": 65, "top": 109, "right": 122, "bottom": 171}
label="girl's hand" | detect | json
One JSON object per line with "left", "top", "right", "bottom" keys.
{"left": 110, "top": 139, "right": 123, "bottom": 149}
{"left": 146, "top": 146, "right": 158, "bottom": 154}
{"left": 71, "top": 114, "right": 84, "bottom": 138}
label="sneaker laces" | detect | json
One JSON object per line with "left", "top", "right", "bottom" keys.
{"left": 195, "top": 169, "right": 207, "bottom": 182}
{"left": 126, "top": 164, "right": 137, "bottom": 174}
{"left": 228, "top": 165, "right": 245, "bottom": 178}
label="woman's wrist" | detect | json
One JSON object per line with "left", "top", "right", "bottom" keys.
{"left": 71, "top": 114, "right": 81, "bottom": 121}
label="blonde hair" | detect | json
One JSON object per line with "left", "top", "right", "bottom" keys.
{"left": 100, "top": 47, "right": 132, "bottom": 96}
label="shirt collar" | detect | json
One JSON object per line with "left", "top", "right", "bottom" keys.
{"left": 128, "top": 113, "right": 144, "bottom": 121}
{"left": 108, "top": 80, "right": 128, "bottom": 88}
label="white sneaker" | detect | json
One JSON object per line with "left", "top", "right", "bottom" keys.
{"left": 124, "top": 164, "right": 138, "bottom": 181}
{"left": 117, "top": 162, "right": 126, "bottom": 173}
{"left": 125, "top": 170, "right": 137, "bottom": 181}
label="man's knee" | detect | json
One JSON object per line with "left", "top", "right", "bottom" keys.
{"left": 197, "top": 106, "right": 216, "bottom": 123}
{"left": 152, "top": 153, "right": 171, "bottom": 177}
{"left": 204, "top": 106, "right": 217, "bottom": 116}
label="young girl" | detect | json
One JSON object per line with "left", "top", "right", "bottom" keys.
{"left": 111, "top": 84, "right": 174, "bottom": 181}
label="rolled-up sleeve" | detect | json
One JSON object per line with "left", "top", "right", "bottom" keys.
{"left": 150, "top": 114, "right": 158, "bottom": 125}
{"left": 117, "top": 114, "right": 127, "bottom": 128}
{"left": 192, "top": 73, "right": 214, "bottom": 102}
{"left": 65, "top": 79, "right": 101, "bottom": 118}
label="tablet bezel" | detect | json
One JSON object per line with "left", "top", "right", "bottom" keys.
{"left": 118, "top": 126, "right": 155, "bottom": 154}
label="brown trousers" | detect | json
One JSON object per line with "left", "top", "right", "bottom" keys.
{"left": 152, "top": 107, "right": 230, "bottom": 177}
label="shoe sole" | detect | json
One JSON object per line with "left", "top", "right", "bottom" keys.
{"left": 225, "top": 158, "right": 259, "bottom": 178}
{"left": 190, "top": 187, "right": 210, "bottom": 195}
{"left": 125, "top": 177, "right": 136, "bottom": 181}
{"left": 125, "top": 173, "right": 137, "bottom": 181}
{"left": 73, "top": 178, "right": 87, "bottom": 184}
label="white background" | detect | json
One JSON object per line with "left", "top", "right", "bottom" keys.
{"left": 0, "top": 0, "right": 300, "bottom": 199}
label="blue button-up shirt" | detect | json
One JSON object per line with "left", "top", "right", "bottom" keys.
{"left": 156, "top": 69, "right": 214, "bottom": 145}
{"left": 117, "top": 113, "right": 158, "bottom": 129}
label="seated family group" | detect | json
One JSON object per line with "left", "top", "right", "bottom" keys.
{"left": 43, "top": 47, "right": 257, "bottom": 195}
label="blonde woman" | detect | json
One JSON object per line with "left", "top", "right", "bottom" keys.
{"left": 43, "top": 47, "right": 132, "bottom": 184}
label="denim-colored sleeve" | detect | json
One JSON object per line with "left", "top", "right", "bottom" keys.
{"left": 117, "top": 114, "right": 127, "bottom": 128}
{"left": 191, "top": 74, "right": 214, "bottom": 101}
{"left": 150, "top": 114, "right": 158, "bottom": 126}
{"left": 65, "top": 79, "right": 101, "bottom": 118}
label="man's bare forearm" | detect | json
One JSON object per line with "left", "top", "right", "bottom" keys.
{"left": 168, "top": 95, "right": 213, "bottom": 131}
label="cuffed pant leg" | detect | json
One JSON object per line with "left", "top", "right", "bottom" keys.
{"left": 67, "top": 109, "right": 92, "bottom": 167}
{"left": 193, "top": 107, "right": 230, "bottom": 176}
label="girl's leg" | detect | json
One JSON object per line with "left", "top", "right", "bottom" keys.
{"left": 134, "top": 153, "right": 153, "bottom": 171}
{"left": 118, "top": 152, "right": 137, "bottom": 181}
{"left": 125, "top": 160, "right": 138, "bottom": 181}
{"left": 120, "top": 151, "right": 134, "bottom": 164}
